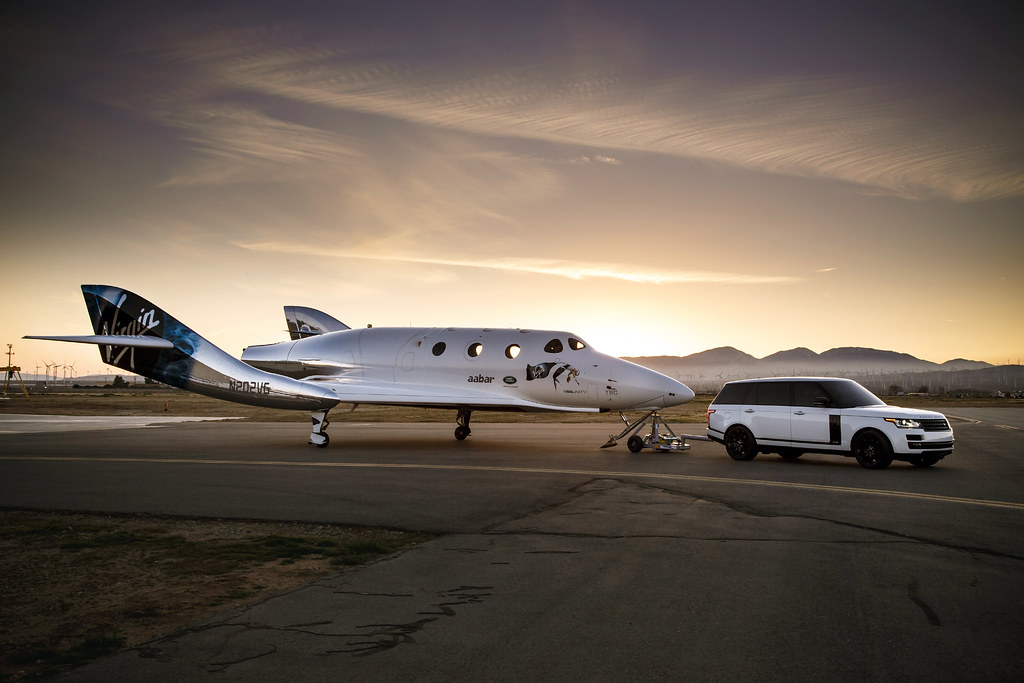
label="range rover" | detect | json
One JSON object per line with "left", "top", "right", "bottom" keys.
{"left": 706, "top": 377, "right": 954, "bottom": 469}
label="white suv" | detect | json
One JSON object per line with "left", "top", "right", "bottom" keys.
{"left": 706, "top": 377, "right": 954, "bottom": 469}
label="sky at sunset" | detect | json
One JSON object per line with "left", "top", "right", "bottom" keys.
{"left": 2, "top": 0, "right": 1022, "bottom": 379}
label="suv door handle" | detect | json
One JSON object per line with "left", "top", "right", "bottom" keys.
{"left": 793, "top": 410, "right": 805, "bottom": 415}
{"left": 744, "top": 409, "right": 755, "bottom": 413}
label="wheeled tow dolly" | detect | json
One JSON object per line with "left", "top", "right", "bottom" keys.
{"left": 602, "top": 410, "right": 709, "bottom": 453}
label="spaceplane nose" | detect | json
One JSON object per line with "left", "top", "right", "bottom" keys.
{"left": 608, "top": 359, "right": 696, "bottom": 410}
{"left": 665, "top": 377, "right": 695, "bottom": 406}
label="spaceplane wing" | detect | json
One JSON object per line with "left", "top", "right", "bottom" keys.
{"left": 27, "top": 285, "right": 694, "bottom": 447}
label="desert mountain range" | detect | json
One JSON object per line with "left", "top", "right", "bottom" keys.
{"left": 625, "top": 347, "right": 1020, "bottom": 394}
{"left": 627, "top": 346, "right": 991, "bottom": 374}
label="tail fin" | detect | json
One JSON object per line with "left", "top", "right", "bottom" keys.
{"left": 79, "top": 285, "right": 196, "bottom": 377}
{"left": 284, "top": 306, "right": 349, "bottom": 340}
{"left": 29, "top": 285, "right": 337, "bottom": 411}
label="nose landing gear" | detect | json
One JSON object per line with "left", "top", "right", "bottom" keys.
{"left": 308, "top": 409, "right": 330, "bottom": 447}
{"left": 602, "top": 411, "right": 708, "bottom": 453}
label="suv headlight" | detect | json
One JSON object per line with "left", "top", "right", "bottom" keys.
{"left": 885, "top": 417, "right": 921, "bottom": 429}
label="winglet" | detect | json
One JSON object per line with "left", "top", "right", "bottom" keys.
{"left": 284, "top": 306, "right": 349, "bottom": 340}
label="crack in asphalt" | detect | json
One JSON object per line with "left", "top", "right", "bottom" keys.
{"left": 907, "top": 578, "right": 942, "bottom": 626}
{"left": 488, "top": 477, "right": 1024, "bottom": 562}
{"left": 322, "top": 586, "right": 492, "bottom": 657}
{"left": 205, "top": 643, "right": 277, "bottom": 673}
{"left": 138, "top": 585, "right": 494, "bottom": 667}
{"left": 671, "top": 483, "right": 1024, "bottom": 563}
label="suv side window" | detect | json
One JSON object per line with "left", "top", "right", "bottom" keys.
{"left": 792, "top": 381, "right": 829, "bottom": 408}
{"left": 713, "top": 382, "right": 754, "bottom": 404}
{"left": 754, "top": 381, "right": 790, "bottom": 406}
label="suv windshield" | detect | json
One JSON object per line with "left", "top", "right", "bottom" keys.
{"left": 822, "top": 380, "right": 885, "bottom": 408}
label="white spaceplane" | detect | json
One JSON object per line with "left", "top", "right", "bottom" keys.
{"left": 27, "top": 285, "right": 695, "bottom": 449}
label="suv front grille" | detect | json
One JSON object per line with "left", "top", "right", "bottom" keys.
{"left": 919, "top": 418, "right": 950, "bottom": 432}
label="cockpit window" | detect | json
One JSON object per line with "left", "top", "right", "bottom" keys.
{"left": 432, "top": 342, "right": 446, "bottom": 356}
{"left": 467, "top": 342, "right": 483, "bottom": 358}
{"left": 505, "top": 344, "right": 521, "bottom": 359}
{"left": 544, "top": 338, "right": 563, "bottom": 354}
{"left": 568, "top": 337, "right": 586, "bottom": 350}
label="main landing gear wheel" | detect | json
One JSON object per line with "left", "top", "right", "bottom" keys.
{"left": 454, "top": 409, "right": 473, "bottom": 441}
{"left": 310, "top": 433, "right": 330, "bottom": 448}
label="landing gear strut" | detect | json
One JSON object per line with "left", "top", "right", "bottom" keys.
{"left": 454, "top": 409, "right": 472, "bottom": 440}
{"left": 602, "top": 411, "right": 708, "bottom": 453}
{"left": 309, "top": 409, "right": 331, "bottom": 448}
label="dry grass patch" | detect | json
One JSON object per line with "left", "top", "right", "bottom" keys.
{"left": 0, "top": 510, "right": 431, "bottom": 681}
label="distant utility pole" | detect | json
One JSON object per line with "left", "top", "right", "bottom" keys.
{"left": 2, "top": 343, "right": 30, "bottom": 399}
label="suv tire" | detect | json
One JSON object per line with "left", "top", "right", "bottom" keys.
{"left": 725, "top": 425, "right": 758, "bottom": 461}
{"left": 853, "top": 430, "right": 893, "bottom": 469}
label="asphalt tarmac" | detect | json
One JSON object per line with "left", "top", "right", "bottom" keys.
{"left": 1, "top": 411, "right": 1023, "bottom": 682}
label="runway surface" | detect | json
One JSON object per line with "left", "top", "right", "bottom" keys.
{"left": 2, "top": 412, "right": 1023, "bottom": 681}
{"left": 0, "top": 414, "right": 240, "bottom": 434}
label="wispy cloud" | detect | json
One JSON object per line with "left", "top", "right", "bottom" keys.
{"left": 237, "top": 241, "right": 799, "bottom": 285}
{"left": 159, "top": 105, "right": 360, "bottom": 186}
{"left": 569, "top": 154, "right": 622, "bottom": 166}
{"left": 160, "top": 31, "right": 1024, "bottom": 202}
